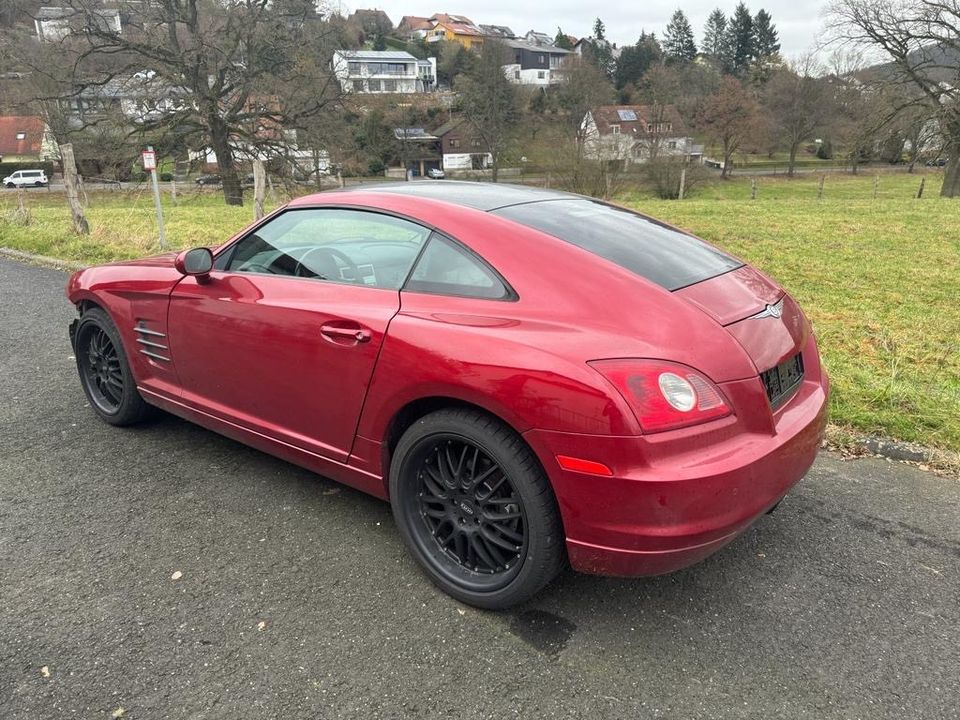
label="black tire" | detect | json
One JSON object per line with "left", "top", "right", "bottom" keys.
{"left": 5, "top": 182, "right": 14, "bottom": 188}
{"left": 390, "top": 408, "right": 565, "bottom": 609}
{"left": 34, "top": 181, "right": 43, "bottom": 187}
{"left": 74, "top": 307, "right": 153, "bottom": 426}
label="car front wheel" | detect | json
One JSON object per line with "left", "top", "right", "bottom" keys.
{"left": 74, "top": 307, "right": 153, "bottom": 426}
{"left": 390, "top": 408, "right": 565, "bottom": 609}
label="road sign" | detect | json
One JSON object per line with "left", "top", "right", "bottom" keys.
{"left": 142, "top": 150, "right": 157, "bottom": 171}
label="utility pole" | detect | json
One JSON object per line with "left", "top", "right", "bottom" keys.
{"left": 143, "top": 146, "right": 166, "bottom": 249}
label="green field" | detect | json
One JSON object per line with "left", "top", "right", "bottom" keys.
{"left": 2, "top": 172, "right": 958, "bottom": 454}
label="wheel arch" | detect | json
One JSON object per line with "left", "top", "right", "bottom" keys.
{"left": 380, "top": 395, "right": 554, "bottom": 503}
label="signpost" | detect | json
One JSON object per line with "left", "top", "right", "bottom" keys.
{"left": 142, "top": 147, "right": 166, "bottom": 249}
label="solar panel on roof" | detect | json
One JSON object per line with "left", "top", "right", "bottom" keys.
{"left": 617, "top": 109, "right": 638, "bottom": 121}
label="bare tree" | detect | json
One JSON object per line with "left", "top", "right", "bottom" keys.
{"left": 699, "top": 75, "right": 767, "bottom": 177}
{"left": 763, "top": 57, "right": 833, "bottom": 176}
{"left": 457, "top": 40, "right": 518, "bottom": 182}
{"left": 827, "top": 0, "right": 960, "bottom": 196}
{"left": 6, "top": 0, "right": 342, "bottom": 205}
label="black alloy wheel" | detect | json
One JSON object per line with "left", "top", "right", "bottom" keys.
{"left": 390, "top": 409, "right": 565, "bottom": 609}
{"left": 416, "top": 435, "right": 527, "bottom": 582}
{"left": 73, "top": 307, "right": 153, "bottom": 426}
{"left": 79, "top": 325, "right": 124, "bottom": 414}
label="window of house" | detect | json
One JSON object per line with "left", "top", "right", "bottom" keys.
{"left": 450, "top": 138, "right": 461, "bottom": 148}
{"left": 405, "top": 235, "right": 512, "bottom": 300}
{"left": 368, "top": 79, "right": 382, "bottom": 91}
{"left": 223, "top": 208, "right": 431, "bottom": 289}
{"left": 16, "top": 132, "right": 26, "bottom": 140}
{"left": 668, "top": 141, "right": 677, "bottom": 149}
{"left": 383, "top": 79, "right": 397, "bottom": 92}
{"left": 611, "top": 124, "right": 621, "bottom": 135}
{"left": 471, "top": 139, "right": 481, "bottom": 148}
{"left": 538, "top": 54, "right": 545, "bottom": 63}
{"left": 537, "top": 70, "right": 545, "bottom": 79}
{"left": 348, "top": 62, "right": 362, "bottom": 75}
{"left": 352, "top": 79, "right": 365, "bottom": 92}
{"left": 514, "top": 70, "right": 520, "bottom": 79}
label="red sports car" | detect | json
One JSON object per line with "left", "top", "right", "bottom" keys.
{"left": 67, "top": 182, "right": 828, "bottom": 608}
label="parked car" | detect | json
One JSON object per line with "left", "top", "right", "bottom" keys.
{"left": 65, "top": 182, "right": 828, "bottom": 609}
{"left": 925, "top": 158, "right": 947, "bottom": 167}
{"left": 426, "top": 167, "right": 445, "bottom": 180}
{"left": 194, "top": 174, "right": 221, "bottom": 186}
{"left": 3, "top": 169, "right": 48, "bottom": 188}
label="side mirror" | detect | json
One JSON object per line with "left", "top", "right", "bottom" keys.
{"left": 175, "top": 247, "right": 214, "bottom": 279}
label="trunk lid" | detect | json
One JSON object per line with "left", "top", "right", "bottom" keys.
{"left": 675, "top": 266, "right": 808, "bottom": 374}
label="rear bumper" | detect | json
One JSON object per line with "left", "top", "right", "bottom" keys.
{"left": 524, "top": 353, "right": 829, "bottom": 577}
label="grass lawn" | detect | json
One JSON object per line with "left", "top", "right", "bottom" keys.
{"left": 1, "top": 172, "right": 958, "bottom": 453}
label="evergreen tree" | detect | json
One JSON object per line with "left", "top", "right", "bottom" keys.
{"left": 726, "top": 2, "right": 756, "bottom": 76}
{"left": 753, "top": 9, "right": 780, "bottom": 58}
{"left": 663, "top": 9, "right": 697, "bottom": 63}
{"left": 554, "top": 27, "right": 574, "bottom": 50}
{"left": 702, "top": 9, "right": 728, "bottom": 60}
{"left": 593, "top": 17, "right": 606, "bottom": 41}
{"left": 614, "top": 32, "right": 663, "bottom": 89}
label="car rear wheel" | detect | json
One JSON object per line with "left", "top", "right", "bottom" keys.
{"left": 74, "top": 307, "right": 153, "bottom": 426}
{"left": 34, "top": 181, "right": 43, "bottom": 187}
{"left": 390, "top": 409, "right": 565, "bottom": 609}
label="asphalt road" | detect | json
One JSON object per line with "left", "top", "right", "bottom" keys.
{"left": 1, "top": 258, "right": 958, "bottom": 719}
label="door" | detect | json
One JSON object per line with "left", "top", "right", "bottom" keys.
{"left": 167, "top": 207, "right": 432, "bottom": 462}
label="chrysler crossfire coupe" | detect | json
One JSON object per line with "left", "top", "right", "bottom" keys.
{"left": 67, "top": 182, "right": 828, "bottom": 608}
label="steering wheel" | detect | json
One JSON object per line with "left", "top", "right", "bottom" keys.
{"left": 294, "top": 246, "right": 362, "bottom": 282}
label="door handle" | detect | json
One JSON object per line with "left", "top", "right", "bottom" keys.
{"left": 321, "top": 324, "right": 371, "bottom": 343}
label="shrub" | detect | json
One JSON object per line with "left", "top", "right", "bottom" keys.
{"left": 643, "top": 158, "right": 710, "bottom": 199}
{"left": 159, "top": 172, "right": 173, "bottom": 181}
{"left": 817, "top": 139, "right": 834, "bottom": 160}
{"left": 367, "top": 158, "right": 386, "bottom": 175}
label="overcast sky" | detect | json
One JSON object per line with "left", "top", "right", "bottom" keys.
{"left": 337, "top": 1, "right": 829, "bottom": 58}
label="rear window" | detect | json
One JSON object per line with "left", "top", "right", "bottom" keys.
{"left": 493, "top": 199, "right": 742, "bottom": 290}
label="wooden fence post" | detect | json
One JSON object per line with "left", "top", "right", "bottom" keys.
{"left": 873, "top": 174, "right": 879, "bottom": 199}
{"left": 678, "top": 167, "right": 686, "bottom": 200}
{"left": 751, "top": 177, "right": 757, "bottom": 200}
{"left": 916, "top": 177, "right": 925, "bottom": 199}
{"left": 252, "top": 159, "right": 266, "bottom": 221}
{"left": 60, "top": 143, "right": 89, "bottom": 235}
{"left": 170, "top": 178, "right": 177, "bottom": 202}
{"left": 817, "top": 175, "right": 825, "bottom": 202}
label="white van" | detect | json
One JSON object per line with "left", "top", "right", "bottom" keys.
{"left": 3, "top": 169, "right": 49, "bottom": 188}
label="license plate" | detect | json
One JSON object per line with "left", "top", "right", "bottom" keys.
{"left": 761, "top": 353, "right": 804, "bottom": 408}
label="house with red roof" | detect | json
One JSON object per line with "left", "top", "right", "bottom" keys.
{"left": 0, "top": 116, "right": 58, "bottom": 163}
{"left": 581, "top": 105, "right": 703, "bottom": 164}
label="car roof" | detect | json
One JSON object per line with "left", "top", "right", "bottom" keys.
{"left": 340, "top": 181, "right": 576, "bottom": 211}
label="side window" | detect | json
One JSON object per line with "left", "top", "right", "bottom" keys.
{"left": 404, "top": 234, "right": 512, "bottom": 300}
{"left": 222, "top": 208, "right": 431, "bottom": 290}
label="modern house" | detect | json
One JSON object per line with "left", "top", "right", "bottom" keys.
{"left": 35, "top": 5, "right": 121, "bottom": 42}
{"left": 502, "top": 40, "right": 570, "bottom": 86}
{"left": 0, "top": 116, "right": 58, "bottom": 163}
{"left": 392, "top": 127, "right": 443, "bottom": 177}
{"left": 581, "top": 105, "right": 703, "bottom": 165}
{"left": 332, "top": 50, "right": 437, "bottom": 94}
{"left": 432, "top": 118, "right": 491, "bottom": 171}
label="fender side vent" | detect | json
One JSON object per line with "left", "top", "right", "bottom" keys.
{"left": 134, "top": 321, "right": 170, "bottom": 362}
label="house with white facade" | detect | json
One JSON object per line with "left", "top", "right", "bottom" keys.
{"left": 502, "top": 40, "right": 570, "bottom": 86}
{"left": 332, "top": 50, "right": 437, "bottom": 94}
{"left": 581, "top": 105, "right": 703, "bottom": 165}
{"left": 35, "top": 5, "right": 121, "bottom": 42}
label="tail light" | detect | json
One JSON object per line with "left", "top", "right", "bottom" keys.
{"left": 589, "top": 359, "right": 732, "bottom": 433}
